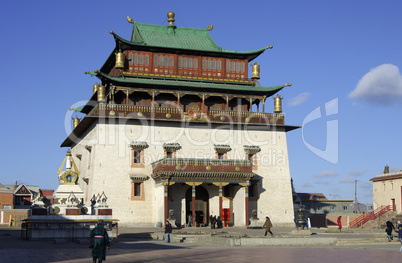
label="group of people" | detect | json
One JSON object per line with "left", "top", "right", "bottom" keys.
{"left": 209, "top": 215, "right": 223, "bottom": 229}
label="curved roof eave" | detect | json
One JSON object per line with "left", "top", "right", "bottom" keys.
{"left": 112, "top": 33, "right": 267, "bottom": 61}
{"left": 92, "top": 71, "right": 286, "bottom": 96}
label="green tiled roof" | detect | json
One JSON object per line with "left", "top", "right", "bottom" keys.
{"left": 112, "top": 21, "right": 268, "bottom": 60}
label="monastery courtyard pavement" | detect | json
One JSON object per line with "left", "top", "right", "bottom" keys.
{"left": 1, "top": 225, "right": 402, "bottom": 263}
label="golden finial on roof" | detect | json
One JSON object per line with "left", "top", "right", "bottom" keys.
{"left": 208, "top": 24, "right": 214, "bottom": 31}
{"left": 284, "top": 83, "right": 292, "bottom": 87}
{"left": 167, "top": 11, "right": 175, "bottom": 25}
{"left": 266, "top": 45, "right": 273, "bottom": 49}
{"left": 127, "top": 16, "right": 134, "bottom": 24}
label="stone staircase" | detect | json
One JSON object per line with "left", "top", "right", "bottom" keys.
{"left": 359, "top": 211, "right": 402, "bottom": 230}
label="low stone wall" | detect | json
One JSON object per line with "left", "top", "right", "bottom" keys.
{"left": 0, "top": 209, "right": 29, "bottom": 226}
{"left": 169, "top": 234, "right": 337, "bottom": 247}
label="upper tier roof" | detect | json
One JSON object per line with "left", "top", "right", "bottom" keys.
{"left": 111, "top": 21, "right": 268, "bottom": 61}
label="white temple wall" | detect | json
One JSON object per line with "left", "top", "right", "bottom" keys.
{"left": 70, "top": 120, "right": 295, "bottom": 226}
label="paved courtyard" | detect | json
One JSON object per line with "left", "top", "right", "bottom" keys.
{"left": 1, "top": 225, "right": 402, "bottom": 263}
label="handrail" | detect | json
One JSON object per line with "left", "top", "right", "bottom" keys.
{"left": 349, "top": 205, "right": 393, "bottom": 228}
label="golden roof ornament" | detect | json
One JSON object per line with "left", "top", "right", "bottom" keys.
{"left": 208, "top": 24, "right": 214, "bottom": 31}
{"left": 273, "top": 94, "right": 283, "bottom": 113}
{"left": 73, "top": 115, "right": 81, "bottom": 129}
{"left": 167, "top": 11, "right": 175, "bottom": 25}
{"left": 127, "top": 16, "right": 134, "bottom": 24}
{"left": 93, "top": 82, "right": 99, "bottom": 94}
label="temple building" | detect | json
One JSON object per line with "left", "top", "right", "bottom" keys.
{"left": 61, "top": 12, "right": 299, "bottom": 227}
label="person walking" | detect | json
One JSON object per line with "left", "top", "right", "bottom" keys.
{"left": 165, "top": 220, "right": 173, "bottom": 243}
{"left": 263, "top": 216, "right": 273, "bottom": 236}
{"left": 337, "top": 216, "right": 342, "bottom": 231}
{"left": 394, "top": 224, "right": 402, "bottom": 251}
{"left": 386, "top": 220, "right": 396, "bottom": 242}
{"left": 90, "top": 219, "right": 110, "bottom": 263}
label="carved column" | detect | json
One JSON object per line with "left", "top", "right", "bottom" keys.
{"left": 240, "top": 182, "right": 249, "bottom": 226}
{"left": 245, "top": 183, "right": 249, "bottom": 226}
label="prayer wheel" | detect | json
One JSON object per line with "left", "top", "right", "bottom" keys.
{"left": 251, "top": 62, "right": 260, "bottom": 80}
{"left": 97, "top": 85, "right": 106, "bottom": 103}
{"left": 273, "top": 95, "right": 283, "bottom": 113}
{"left": 73, "top": 116, "right": 80, "bottom": 129}
{"left": 115, "top": 51, "right": 125, "bottom": 69}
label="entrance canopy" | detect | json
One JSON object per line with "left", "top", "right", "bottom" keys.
{"left": 151, "top": 158, "right": 255, "bottom": 183}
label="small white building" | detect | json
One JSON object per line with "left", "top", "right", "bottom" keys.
{"left": 371, "top": 166, "right": 402, "bottom": 212}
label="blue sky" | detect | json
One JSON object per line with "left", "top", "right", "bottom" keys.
{"left": 1, "top": 1, "right": 401, "bottom": 206}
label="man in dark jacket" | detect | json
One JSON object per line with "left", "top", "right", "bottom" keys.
{"left": 165, "top": 220, "right": 173, "bottom": 243}
{"left": 386, "top": 220, "right": 395, "bottom": 242}
{"left": 90, "top": 219, "right": 110, "bottom": 263}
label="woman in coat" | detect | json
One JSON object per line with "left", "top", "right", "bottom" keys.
{"left": 90, "top": 219, "right": 110, "bottom": 263}
{"left": 337, "top": 216, "right": 342, "bottom": 231}
{"left": 263, "top": 216, "right": 273, "bottom": 236}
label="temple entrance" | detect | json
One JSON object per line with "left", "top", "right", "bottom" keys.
{"left": 185, "top": 185, "right": 209, "bottom": 227}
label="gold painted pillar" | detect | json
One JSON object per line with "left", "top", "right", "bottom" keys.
{"left": 192, "top": 184, "right": 196, "bottom": 227}
{"left": 226, "top": 96, "right": 229, "bottom": 110}
{"left": 262, "top": 96, "right": 266, "bottom": 113}
{"left": 202, "top": 94, "right": 205, "bottom": 111}
{"left": 164, "top": 183, "right": 168, "bottom": 223}
{"left": 126, "top": 90, "right": 129, "bottom": 105}
{"left": 177, "top": 93, "right": 180, "bottom": 108}
{"left": 249, "top": 98, "right": 253, "bottom": 112}
{"left": 219, "top": 185, "right": 223, "bottom": 218}
{"left": 152, "top": 92, "right": 155, "bottom": 106}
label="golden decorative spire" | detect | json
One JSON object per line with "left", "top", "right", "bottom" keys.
{"left": 167, "top": 11, "right": 175, "bottom": 25}
{"left": 208, "top": 24, "right": 214, "bottom": 31}
{"left": 57, "top": 150, "right": 80, "bottom": 175}
{"left": 127, "top": 16, "right": 134, "bottom": 24}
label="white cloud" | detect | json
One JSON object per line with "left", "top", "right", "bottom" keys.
{"left": 313, "top": 170, "right": 339, "bottom": 178}
{"left": 301, "top": 182, "right": 313, "bottom": 188}
{"left": 349, "top": 64, "right": 402, "bottom": 106}
{"left": 314, "top": 180, "right": 330, "bottom": 185}
{"left": 339, "top": 176, "right": 355, "bottom": 184}
{"left": 349, "top": 170, "right": 366, "bottom": 176}
{"left": 288, "top": 92, "right": 310, "bottom": 106}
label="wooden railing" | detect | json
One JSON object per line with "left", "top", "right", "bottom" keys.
{"left": 349, "top": 205, "right": 394, "bottom": 228}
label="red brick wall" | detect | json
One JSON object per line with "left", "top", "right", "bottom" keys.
{"left": 0, "top": 192, "right": 14, "bottom": 209}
